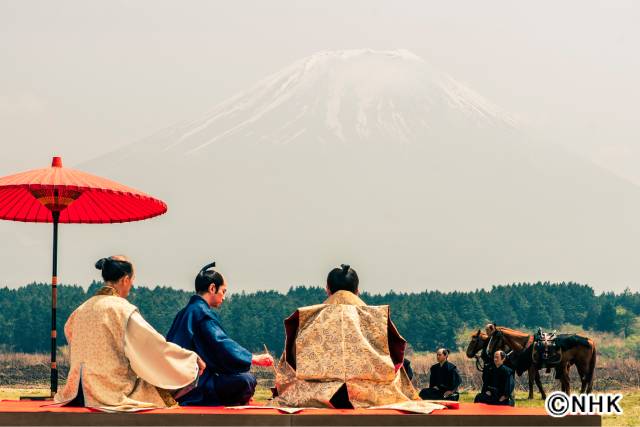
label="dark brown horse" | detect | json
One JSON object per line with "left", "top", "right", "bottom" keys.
{"left": 532, "top": 331, "right": 597, "bottom": 394}
{"left": 483, "top": 327, "right": 546, "bottom": 399}
{"left": 465, "top": 329, "right": 545, "bottom": 399}
{"left": 465, "top": 329, "right": 491, "bottom": 371}
{"left": 494, "top": 327, "right": 597, "bottom": 395}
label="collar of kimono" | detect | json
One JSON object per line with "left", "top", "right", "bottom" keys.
{"left": 95, "top": 286, "right": 119, "bottom": 297}
{"left": 323, "top": 289, "right": 366, "bottom": 306}
{"left": 192, "top": 294, "right": 210, "bottom": 306}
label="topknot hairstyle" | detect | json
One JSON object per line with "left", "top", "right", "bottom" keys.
{"left": 327, "top": 263, "right": 359, "bottom": 294}
{"left": 95, "top": 256, "right": 133, "bottom": 283}
{"left": 195, "top": 261, "right": 224, "bottom": 293}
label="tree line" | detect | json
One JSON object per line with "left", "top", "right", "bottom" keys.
{"left": 0, "top": 281, "right": 638, "bottom": 354}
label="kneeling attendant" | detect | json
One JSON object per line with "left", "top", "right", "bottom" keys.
{"left": 419, "top": 348, "right": 461, "bottom": 401}
{"left": 474, "top": 350, "right": 515, "bottom": 406}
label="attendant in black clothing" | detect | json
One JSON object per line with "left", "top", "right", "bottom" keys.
{"left": 474, "top": 350, "right": 515, "bottom": 406}
{"left": 403, "top": 358, "right": 414, "bottom": 381}
{"left": 419, "top": 348, "right": 461, "bottom": 401}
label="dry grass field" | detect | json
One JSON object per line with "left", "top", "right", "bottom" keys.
{"left": 409, "top": 351, "right": 640, "bottom": 393}
{"left": 4, "top": 339, "right": 638, "bottom": 391}
{"left": 1, "top": 332, "right": 639, "bottom": 426}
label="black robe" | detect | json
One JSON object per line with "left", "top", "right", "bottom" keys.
{"left": 419, "top": 361, "right": 461, "bottom": 401}
{"left": 475, "top": 364, "right": 515, "bottom": 406}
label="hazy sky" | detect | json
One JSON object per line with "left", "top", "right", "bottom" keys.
{"left": 1, "top": 0, "right": 639, "bottom": 179}
{"left": 1, "top": 1, "right": 640, "bottom": 292}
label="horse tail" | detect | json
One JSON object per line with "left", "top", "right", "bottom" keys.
{"left": 586, "top": 339, "right": 597, "bottom": 389}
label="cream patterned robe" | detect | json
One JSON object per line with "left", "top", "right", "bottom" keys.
{"left": 274, "top": 290, "right": 418, "bottom": 408}
{"left": 54, "top": 287, "right": 198, "bottom": 412}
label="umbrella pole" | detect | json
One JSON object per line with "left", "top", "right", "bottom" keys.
{"left": 50, "top": 211, "right": 59, "bottom": 397}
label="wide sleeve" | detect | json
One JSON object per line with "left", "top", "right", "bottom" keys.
{"left": 428, "top": 365, "right": 436, "bottom": 389}
{"left": 63, "top": 309, "right": 77, "bottom": 345}
{"left": 450, "top": 365, "right": 462, "bottom": 391}
{"left": 197, "top": 316, "right": 252, "bottom": 374}
{"left": 387, "top": 316, "right": 406, "bottom": 366}
{"left": 504, "top": 369, "right": 515, "bottom": 398}
{"left": 497, "top": 367, "right": 512, "bottom": 398}
{"left": 124, "top": 311, "right": 199, "bottom": 390}
{"left": 481, "top": 366, "right": 491, "bottom": 393}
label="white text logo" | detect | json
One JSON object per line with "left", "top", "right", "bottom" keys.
{"left": 545, "top": 391, "right": 623, "bottom": 417}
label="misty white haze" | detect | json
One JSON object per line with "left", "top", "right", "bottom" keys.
{"left": 1, "top": 1, "right": 639, "bottom": 293}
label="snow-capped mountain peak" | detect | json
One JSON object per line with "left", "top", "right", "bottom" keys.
{"left": 143, "top": 49, "right": 519, "bottom": 155}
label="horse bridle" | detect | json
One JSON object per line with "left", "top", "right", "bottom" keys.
{"left": 474, "top": 354, "right": 485, "bottom": 372}
{"left": 474, "top": 329, "right": 517, "bottom": 371}
{"left": 471, "top": 332, "right": 491, "bottom": 372}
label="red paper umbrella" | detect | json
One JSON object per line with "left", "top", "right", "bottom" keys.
{"left": 0, "top": 156, "right": 167, "bottom": 396}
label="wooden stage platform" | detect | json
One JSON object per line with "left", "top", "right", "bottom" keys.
{"left": 0, "top": 400, "right": 601, "bottom": 426}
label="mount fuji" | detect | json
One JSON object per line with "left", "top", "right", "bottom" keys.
{"left": 5, "top": 49, "right": 639, "bottom": 292}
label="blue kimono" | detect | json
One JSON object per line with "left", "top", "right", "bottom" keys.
{"left": 166, "top": 295, "right": 256, "bottom": 406}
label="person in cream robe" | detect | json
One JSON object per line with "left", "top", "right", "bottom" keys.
{"left": 55, "top": 256, "right": 204, "bottom": 412}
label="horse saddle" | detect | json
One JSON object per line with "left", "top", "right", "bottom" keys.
{"left": 533, "top": 328, "right": 562, "bottom": 368}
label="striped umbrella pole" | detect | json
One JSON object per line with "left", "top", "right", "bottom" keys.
{"left": 50, "top": 199, "right": 59, "bottom": 396}
{"left": 0, "top": 156, "right": 169, "bottom": 398}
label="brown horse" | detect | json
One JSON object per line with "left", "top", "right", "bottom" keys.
{"left": 533, "top": 332, "right": 597, "bottom": 394}
{"left": 465, "top": 329, "right": 545, "bottom": 399}
{"left": 465, "top": 329, "right": 491, "bottom": 371}
{"left": 494, "top": 327, "right": 597, "bottom": 395}
{"left": 484, "top": 327, "right": 546, "bottom": 399}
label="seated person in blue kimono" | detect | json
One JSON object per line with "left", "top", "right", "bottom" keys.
{"left": 166, "top": 262, "right": 274, "bottom": 406}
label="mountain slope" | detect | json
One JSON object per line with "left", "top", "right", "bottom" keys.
{"left": 3, "top": 49, "right": 638, "bottom": 292}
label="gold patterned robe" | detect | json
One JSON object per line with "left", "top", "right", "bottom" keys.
{"left": 273, "top": 290, "right": 418, "bottom": 408}
{"left": 55, "top": 287, "right": 199, "bottom": 412}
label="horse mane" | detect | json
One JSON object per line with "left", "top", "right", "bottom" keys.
{"left": 496, "top": 326, "right": 530, "bottom": 340}
{"left": 471, "top": 330, "right": 488, "bottom": 340}
{"left": 494, "top": 326, "right": 531, "bottom": 352}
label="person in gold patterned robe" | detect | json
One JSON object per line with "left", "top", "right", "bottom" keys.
{"left": 55, "top": 256, "right": 205, "bottom": 412}
{"left": 273, "top": 264, "right": 418, "bottom": 409}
